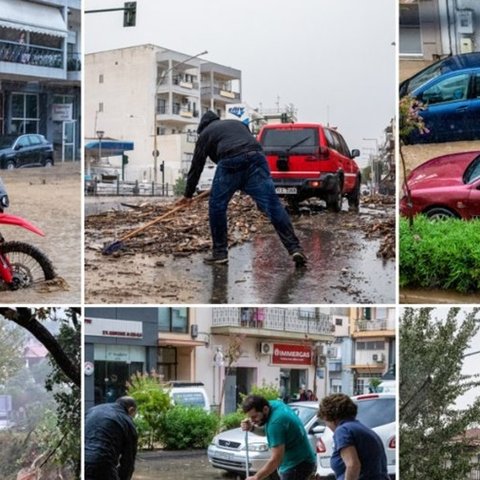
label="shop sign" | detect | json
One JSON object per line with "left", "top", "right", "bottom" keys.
{"left": 85, "top": 317, "right": 143, "bottom": 339}
{"left": 52, "top": 103, "right": 73, "bottom": 121}
{"left": 272, "top": 343, "right": 312, "bottom": 366}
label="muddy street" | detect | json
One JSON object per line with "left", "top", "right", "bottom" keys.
{"left": 134, "top": 450, "right": 236, "bottom": 480}
{"left": 0, "top": 163, "right": 81, "bottom": 303}
{"left": 85, "top": 196, "right": 395, "bottom": 304}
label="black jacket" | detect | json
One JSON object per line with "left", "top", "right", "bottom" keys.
{"left": 84, "top": 403, "right": 138, "bottom": 480}
{"left": 184, "top": 111, "right": 262, "bottom": 198}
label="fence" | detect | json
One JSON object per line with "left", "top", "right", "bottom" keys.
{"left": 0, "top": 39, "right": 63, "bottom": 68}
{"left": 85, "top": 178, "right": 174, "bottom": 197}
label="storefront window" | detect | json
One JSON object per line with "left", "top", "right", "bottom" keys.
{"left": 93, "top": 344, "right": 145, "bottom": 404}
{"left": 158, "top": 307, "right": 188, "bottom": 333}
{"left": 11, "top": 93, "right": 39, "bottom": 134}
{"left": 157, "top": 346, "right": 177, "bottom": 381}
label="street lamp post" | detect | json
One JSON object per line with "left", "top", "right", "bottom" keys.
{"left": 152, "top": 50, "right": 208, "bottom": 185}
{"left": 96, "top": 130, "right": 104, "bottom": 163}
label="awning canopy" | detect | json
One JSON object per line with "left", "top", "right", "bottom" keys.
{"left": 85, "top": 140, "right": 134, "bottom": 158}
{"left": 0, "top": 0, "right": 68, "bottom": 37}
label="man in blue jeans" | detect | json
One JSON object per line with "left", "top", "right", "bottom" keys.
{"left": 177, "top": 111, "right": 307, "bottom": 266}
{"left": 241, "top": 395, "right": 316, "bottom": 480}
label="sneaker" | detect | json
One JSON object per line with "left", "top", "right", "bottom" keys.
{"left": 292, "top": 251, "right": 307, "bottom": 267}
{"left": 203, "top": 254, "right": 228, "bottom": 265}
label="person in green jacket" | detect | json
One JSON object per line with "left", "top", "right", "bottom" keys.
{"left": 241, "top": 395, "right": 316, "bottom": 480}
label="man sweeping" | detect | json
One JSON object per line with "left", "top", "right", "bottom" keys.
{"left": 177, "top": 111, "right": 307, "bottom": 266}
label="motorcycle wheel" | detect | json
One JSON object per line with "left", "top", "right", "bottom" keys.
{"left": 0, "top": 241, "right": 55, "bottom": 290}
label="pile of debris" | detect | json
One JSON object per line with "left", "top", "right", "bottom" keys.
{"left": 86, "top": 194, "right": 270, "bottom": 256}
{"left": 362, "top": 217, "right": 395, "bottom": 260}
{"left": 362, "top": 194, "right": 395, "bottom": 206}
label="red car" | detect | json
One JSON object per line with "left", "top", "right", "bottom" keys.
{"left": 257, "top": 123, "right": 360, "bottom": 212}
{"left": 400, "top": 151, "right": 480, "bottom": 219}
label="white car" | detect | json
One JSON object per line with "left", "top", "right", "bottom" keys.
{"left": 208, "top": 401, "right": 322, "bottom": 477}
{"left": 315, "top": 393, "right": 396, "bottom": 479}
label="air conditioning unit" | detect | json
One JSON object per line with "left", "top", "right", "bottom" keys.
{"left": 259, "top": 342, "right": 273, "bottom": 355}
{"left": 372, "top": 353, "right": 385, "bottom": 363}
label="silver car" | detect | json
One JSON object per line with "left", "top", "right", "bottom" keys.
{"left": 207, "top": 401, "right": 322, "bottom": 477}
{"left": 315, "top": 393, "right": 396, "bottom": 479}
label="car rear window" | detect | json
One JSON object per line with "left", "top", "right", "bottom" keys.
{"left": 172, "top": 392, "right": 206, "bottom": 408}
{"left": 356, "top": 398, "right": 395, "bottom": 428}
{"left": 260, "top": 128, "right": 318, "bottom": 150}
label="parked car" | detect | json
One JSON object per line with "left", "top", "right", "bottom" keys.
{"left": 400, "top": 52, "right": 480, "bottom": 97}
{"left": 315, "top": 393, "right": 396, "bottom": 479}
{"left": 167, "top": 381, "right": 211, "bottom": 413}
{"left": 257, "top": 123, "right": 361, "bottom": 211}
{"left": 400, "top": 53, "right": 480, "bottom": 144}
{"left": 0, "top": 134, "right": 54, "bottom": 169}
{"left": 400, "top": 151, "right": 480, "bottom": 220}
{"left": 208, "top": 401, "right": 323, "bottom": 477}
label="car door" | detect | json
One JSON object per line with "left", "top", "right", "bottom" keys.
{"left": 417, "top": 71, "right": 471, "bottom": 142}
{"left": 465, "top": 71, "right": 480, "bottom": 139}
{"left": 14, "top": 135, "right": 33, "bottom": 167}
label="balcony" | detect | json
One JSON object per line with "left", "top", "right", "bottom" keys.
{"left": 200, "top": 85, "right": 241, "bottom": 101}
{"left": 211, "top": 308, "right": 335, "bottom": 342}
{"left": 352, "top": 318, "right": 395, "bottom": 338}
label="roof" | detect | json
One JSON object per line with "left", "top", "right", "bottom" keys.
{"left": 84, "top": 139, "right": 134, "bottom": 158}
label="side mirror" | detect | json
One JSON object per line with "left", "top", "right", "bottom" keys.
{"left": 351, "top": 149, "right": 360, "bottom": 158}
{"left": 14, "top": 144, "right": 22, "bottom": 151}
{"left": 0, "top": 194, "right": 9, "bottom": 208}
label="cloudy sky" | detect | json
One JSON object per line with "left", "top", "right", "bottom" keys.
{"left": 84, "top": 0, "right": 396, "bottom": 168}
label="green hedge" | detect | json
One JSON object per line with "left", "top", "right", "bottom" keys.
{"left": 400, "top": 216, "right": 480, "bottom": 292}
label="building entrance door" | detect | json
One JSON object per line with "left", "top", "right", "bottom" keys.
{"left": 62, "top": 120, "right": 76, "bottom": 161}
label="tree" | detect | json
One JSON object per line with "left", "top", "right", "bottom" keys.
{"left": 400, "top": 307, "right": 480, "bottom": 480}
{"left": 0, "top": 317, "right": 25, "bottom": 385}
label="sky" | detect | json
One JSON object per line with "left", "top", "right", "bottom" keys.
{"left": 84, "top": 0, "right": 396, "bottom": 168}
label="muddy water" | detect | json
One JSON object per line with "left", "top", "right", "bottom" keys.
{"left": 400, "top": 288, "right": 480, "bottom": 304}
{"left": 134, "top": 450, "right": 232, "bottom": 480}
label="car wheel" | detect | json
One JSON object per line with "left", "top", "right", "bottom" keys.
{"left": 44, "top": 159, "right": 53, "bottom": 168}
{"left": 347, "top": 178, "right": 361, "bottom": 213}
{"left": 326, "top": 184, "right": 342, "bottom": 212}
{"left": 6, "top": 161, "right": 15, "bottom": 170}
{"left": 425, "top": 207, "right": 457, "bottom": 220}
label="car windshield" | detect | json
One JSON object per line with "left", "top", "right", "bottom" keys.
{"left": 0, "top": 137, "right": 15, "bottom": 148}
{"left": 464, "top": 156, "right": 480, "bottom": 184}
{"left": 406, "top": 62, "right": 445, "bottom": 94}
{"left": 172, "top": 392, "right": 205, "bottom": 408}
{"left": 261, "top": 128, "right": 318, "bottom": 149}
{"left": 356, "top": 397, "right": 395, "bottom": 429}
{"left": 289, "top": 405, "right": 318, "bottom": 426}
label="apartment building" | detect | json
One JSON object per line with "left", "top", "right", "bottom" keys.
{"left": 400, "top": 0, "right": 480, "bottom": 81}
{"left": 85, "top": 45, "right": 241, "bottom": 185}
{"left": 0, "top": 0, "right": 81, "bottom": 160}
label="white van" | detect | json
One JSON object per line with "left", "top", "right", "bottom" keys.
{"left": 167, "top": 381, "right": 211, "bottom": 413}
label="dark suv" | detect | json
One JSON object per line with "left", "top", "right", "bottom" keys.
{"left": 0, "top": 134, "right": 54, "bottom": 169}
{"left": 257, "top": 123, "right": 361, "bottom": 212}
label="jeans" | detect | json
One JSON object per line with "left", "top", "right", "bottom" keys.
{"left": 209, "top": 151, "right": 302, "bottom": 257}
{"left": 279, "top": 460, "right": 316, "bottom": 480}
{"left": 84, "top": 463, "right": 120, "bottom": 480}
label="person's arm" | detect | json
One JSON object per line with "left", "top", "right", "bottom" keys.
{"left": 246, "top": 444, "right": 284, "bottom": 480}
{"left": 240, "top": 419, "right": 266, "bottom": 437}
{"left": 184, "top": 136, "right": 208, "bottom": 198}
{"left": 118, "top": 425, "right": 137, "bottom": 480}
{"left": 340, "top": 445, "right": 361, "bottom": 480}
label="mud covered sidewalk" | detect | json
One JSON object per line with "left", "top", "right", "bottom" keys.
{"left": 85, "top": 194, "right": 395, "bottom": 304}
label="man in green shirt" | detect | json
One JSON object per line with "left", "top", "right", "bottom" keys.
{"left": 241, "top": 395, "right": 316, "bottom": 480}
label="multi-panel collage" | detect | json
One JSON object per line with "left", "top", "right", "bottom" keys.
{"left": 0, "top": 1, "right": 479, "bottom": 479}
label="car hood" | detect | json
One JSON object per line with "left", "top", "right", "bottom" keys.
{"left": 214, "top": 427, "right": 266, "bottom": 447}
{"left": 408, "top": 152, "right": 479, "bottom": 190}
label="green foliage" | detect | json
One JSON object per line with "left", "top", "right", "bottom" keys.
{"left": 173, "top": 175, "right": 186, "bottom": 196}
{"left": 159, "top": 406, "right": 220, "bottom": 450}
{"left": 400, "top": 307, "right": 480, "bottom": 480}
{"left": 369, "top": 377, "right": 382, "bottom": 392}
{"left": 0, "top": 431, "right": 31, "bottom": 478}
{"left": 0, "top": 318, "right": 26, "bottom": 384}
{"left": 248, "top": 383, "right": 281, "bottom": 401}
{"left": 400, "top": 217, "right": 480, "bottom": 292}
{"left": 399, "top": 95, "right": 428, "bottom": 142}
{"left": 126, "top": 372, "right": 172, "bottom": 449}
{"left": 220, "top": 411, "right": 244, "bottom": 430}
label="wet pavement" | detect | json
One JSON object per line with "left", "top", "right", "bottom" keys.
{"left": 134, "top": 450, "right": 235, "bottom": 480}
{"left": 85, "top": 201, "right": 395, "bottom": 304}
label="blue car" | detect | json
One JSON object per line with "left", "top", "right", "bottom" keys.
{"left": 401, "top": 53, "right": 480, "bottom": 144}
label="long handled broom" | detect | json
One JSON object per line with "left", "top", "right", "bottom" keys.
{"left": 102, "top": 189, "right": 210, "bottom": 255}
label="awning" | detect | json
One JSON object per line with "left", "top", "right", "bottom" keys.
{"left": 85, "top": 140, "right": 134, "bottom": 157}
{"left": 0, "top": 0, "right": 68, "bottom": 37}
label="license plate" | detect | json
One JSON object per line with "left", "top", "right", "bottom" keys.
{"left": 275, "top": 187, "right": 297, "bottom": 195}
{"left": 215, "top": 451, "right": 235, "bottom": 461}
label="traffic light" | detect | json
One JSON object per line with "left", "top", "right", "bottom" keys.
{"left": 281, "top": 113, "right": 288, "bottom": 123}
{"left": 122, "top": 154, "right": 128, "bottom": 165}
{"left": 123, "top": 2, "right": 136, "bottom": 27}
{"left": 159, "top": 161, "right": 164, "bottom": 173}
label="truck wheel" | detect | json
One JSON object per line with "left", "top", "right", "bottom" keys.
{"left": 347, "top": 178, "right": 361, "bottom": 213}
{"left": 326, "top": 185, "right": 342, "bottom": 212}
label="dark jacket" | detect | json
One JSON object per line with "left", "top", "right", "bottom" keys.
{"left": 184, "top": 111, "right": 262, "bottom": 197}
{"left": 84, "top": 402, "right": 138, "bottom": 480}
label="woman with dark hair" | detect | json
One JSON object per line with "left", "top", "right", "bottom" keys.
{"left": 318, "top": 394, "right": 389, "bottom": 480}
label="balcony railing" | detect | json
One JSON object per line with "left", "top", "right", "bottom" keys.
{"left": 0, "top": 40, "right": 63, "bottom": 69}
{"left": 355, "top": 319, "right": 393, "bottom": 332}
{"left": 157, "top": 104, "right": 199, "bottom": 118}
{"left": 200, "top": 86, "right": 241, "bottom": 100}
{"left": 67, "top": 52, "right": 81, "bottom": 71}
{"left": 212, "top": 308, "right": 333, "bottom": 335}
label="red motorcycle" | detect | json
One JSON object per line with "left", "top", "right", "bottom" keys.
{"left": 0, "top": 193, "right": 55, "bottom": 290}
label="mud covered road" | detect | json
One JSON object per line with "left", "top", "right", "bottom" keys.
{"left": 85, "top": 195, "right": 395, "bottom": 304}
{"left": 0, "top": 163, "right": 81, "bottom": 304}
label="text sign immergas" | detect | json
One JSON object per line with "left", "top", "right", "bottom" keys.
{"left": 272, "top": 344, "right": 312, "bottom": 366}
{"left": 84, "top": 318, "right": 143, "bottom": 339}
